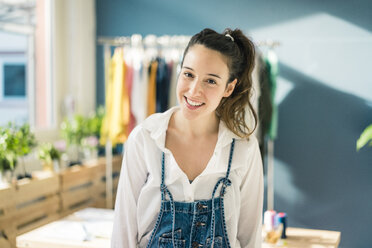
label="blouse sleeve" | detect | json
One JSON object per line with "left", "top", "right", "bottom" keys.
{"left": 237, "top": 137, "right": 264, "bottom": 248}
{"left": 111, "top": 127, "right": 148, "bottom": 248}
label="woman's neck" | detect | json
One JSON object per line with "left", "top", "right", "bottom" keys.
{"left": 170, "top": 109, "right": 219, "bottom": 138}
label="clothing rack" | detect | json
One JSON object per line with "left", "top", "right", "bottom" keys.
{"left": 97, "top": 34, "right": 191, "bottom": 48}
{"left": 256, "top": 40, "right": 281, "bottom": 48}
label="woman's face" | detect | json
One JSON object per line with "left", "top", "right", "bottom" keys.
{"left": 177, "top": 44, "right": 236, "bottom": 121}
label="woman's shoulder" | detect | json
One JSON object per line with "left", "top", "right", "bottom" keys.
{"left": 142, "top": 107, "right": 178, "bottom": 132}
{"left": 126, "top": 107, "right": 179, "bottom": 146}
{"left": 238, "top": 134, "right": 259, "bottom": 149}
{"left": 232, "top": 135, "right": 261, "bottom": 165}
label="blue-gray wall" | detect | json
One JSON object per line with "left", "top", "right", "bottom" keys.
{"left": 96, "top": 1, "right": 372, "bottom": 247}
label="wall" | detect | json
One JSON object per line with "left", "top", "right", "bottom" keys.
{"left": 96, "top": 0, "right": 372, "bottom": 247}
{"left": 53, "top": 0, "right": 96, "bottom": 125}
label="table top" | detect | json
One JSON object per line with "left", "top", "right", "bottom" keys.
{"left": 17, "top": 208, "right": 341, "bottom": 248}
{"left": 16, "top": 208, "right": 113, "bottom": 248}
{"left": 262, "top": 227, "right": 341, "bottom": 248}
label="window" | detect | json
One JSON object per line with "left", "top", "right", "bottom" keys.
{"left": 3, "top": 63, "right": 26, "bottom": 97}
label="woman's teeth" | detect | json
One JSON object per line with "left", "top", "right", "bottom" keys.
{"left": 186, "top": 97, "right": 203, "bottom": 106}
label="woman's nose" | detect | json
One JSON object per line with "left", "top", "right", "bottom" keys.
{"left": 188, "top": 79, "right": 202, "bottom": 95}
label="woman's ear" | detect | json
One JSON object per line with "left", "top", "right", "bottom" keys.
{"left": 223, "top": 79, "right": 237, "bottom": 97}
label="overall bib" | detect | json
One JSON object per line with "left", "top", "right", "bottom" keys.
{"left": 146, "top": 139, "right": 236, "bottom": 248}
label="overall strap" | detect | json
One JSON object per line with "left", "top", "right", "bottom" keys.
{"left": 159, "top": 152, "right": 176, "bottom": 247}
{"left": 210, "top": 138, "right": 235, "bottom": 248}
{"left": 160, "top": 152, "right": 166, "bottom": 201}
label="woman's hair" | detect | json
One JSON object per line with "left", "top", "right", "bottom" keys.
{"left": 181, "top": 28, "right": 257, "bottom": 138}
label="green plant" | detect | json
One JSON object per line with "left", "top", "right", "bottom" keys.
{"left": 37, "top": 143, "right": 61, "bottom": 163}
{"left": 0, "top": 123, "right": 37, "bottom": 172}
{"left": 357, "top": 124, "right": 372, "bottom": 151}
{"left": 60, "top": 107, "right": 105, "bottom": 146}
{"left": 86, "top": 105, "right": 105, "bottom": 137}
{"left": 60, "top": 115, "right": 86, "bottom": 145}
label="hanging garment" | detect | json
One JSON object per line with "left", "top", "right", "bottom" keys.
{"left": 255, "top": 54, "right": 273, "bottom": 161}
{"left": 168, "top": 59, "right": 180, "bottom": 107}
{"left": 155, "top": 57, "right": 170, "bottom": 112}
{"left": 100, "top": 47, "right": 130, "bottom": 146}
{"left": 265, "top": 50, "right": 279, "bottom": 140}
{"left": 147, "top": 60, "right": 158, "bottom": 116}
{"left": 131, "top": 63, "right": 148, "bottom": 124}
{"left": 146, "top": 139, "right": 236, "bottom": 248}
{"left": 125, "top": 62, "right": 136, "bottom": 134}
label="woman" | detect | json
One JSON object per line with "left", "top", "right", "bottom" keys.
{"left": 112, "top": 28, "right": 263, "bottom": 248}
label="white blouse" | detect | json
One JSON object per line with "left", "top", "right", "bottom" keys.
{"left": 111, "top": 107, "right": 263, "bottom": 248}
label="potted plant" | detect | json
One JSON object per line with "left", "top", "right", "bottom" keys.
{"left": 86, "top": 106, "right": 105, "bottom": 138}
{"left": 81, "top": 107, "right": 104, "bottom": 160}
{"left": 357, "top": 124, "right": 372, "bottom": 151}
{"left": 17, "top": 123, "right": 37, "bottom": 179}
{"left": 0, "top": 123, "right": 37, "bottom": 183}
{"left": 37, "top": 143, "right": 61, "bottom": 172}
{"left": 0, "top": 127, "right": 13, "bottom": 185}
{"left": 60, "top": 115, "right": 86, "bottom": 165}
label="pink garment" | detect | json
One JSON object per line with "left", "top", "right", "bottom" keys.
{"left": 125, "top": 62, "right": 136, "bottom": 135}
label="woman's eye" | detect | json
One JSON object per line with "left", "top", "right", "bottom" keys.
{"left": 184, "top": 72, "right": 193, "bottom": 78}
{"left": 207, "top": 79, "right": 216, "bottom": 85}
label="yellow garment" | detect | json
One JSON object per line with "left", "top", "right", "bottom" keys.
{"left": 147, "top": 61, "right": 158, "bottom": 116}
{"left": 100, "top": 48, "right": 130, "bottom": 146}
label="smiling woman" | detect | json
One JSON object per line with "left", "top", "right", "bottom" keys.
{"left": 177, "top": 44, "right": 234, "bottom": 123}
{"left": 111, "top": 28, "right": 263, "bottom": 248}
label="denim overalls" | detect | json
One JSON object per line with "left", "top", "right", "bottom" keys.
{"left": 146, "top": 139, "right": 235, "bottom": 248}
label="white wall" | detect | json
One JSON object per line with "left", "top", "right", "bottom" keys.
{"left": 53, "top": 0, "right": 96, "bottom": 125}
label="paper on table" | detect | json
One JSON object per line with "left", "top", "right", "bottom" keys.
{"left": 34, "top": 220, "right": 88, "bottom": 241}
{"left": 28, "top": 208, "right": 114, "bottom": 241}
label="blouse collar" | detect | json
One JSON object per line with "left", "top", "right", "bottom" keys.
{"left": 142, "top": 106, "right": 242, "bottom": 152}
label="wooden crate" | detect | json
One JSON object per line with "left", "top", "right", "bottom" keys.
{"left": 59, "top": 163, "right": 103, "bottom": 217}
{"left": 93, "top": 155, "right": 122, "bottom": 208}
{"left": 0, "top": 183, "right": 16, "bottom": 248}
{"left": 0, "top": 230, "right": 15, "bottom": 248}
{"left": 0, "top": 171, "right": 61, "bottom": 247}
{"left": 12, "top": 172, "right": 60, "bottom": 236}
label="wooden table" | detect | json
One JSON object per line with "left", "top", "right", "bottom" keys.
{"left": 16, "top": 208, "right": 113, "bottom": 248}
{"left": 17, "top": 207, "right": 340, "bottom": 248}
{"left": 263, "top": 227, "right": 341, "bottom": 248}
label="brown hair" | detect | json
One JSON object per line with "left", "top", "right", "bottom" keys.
{"left": 181, "top": 28, "right": 257, "bottom": 138}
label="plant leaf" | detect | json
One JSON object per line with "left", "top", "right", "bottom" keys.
{"left": 357, "top": 124, "right": 372, "bottom": 151}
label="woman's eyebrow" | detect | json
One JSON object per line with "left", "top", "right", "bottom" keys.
{"left": 207, "top": 73, "right": 221, "bottom": 79}
{"left": 183, "top": 66, "right": 194, "bottom": 71}
{"left": 183, "top": 66, "right": 221, "bottom": 79}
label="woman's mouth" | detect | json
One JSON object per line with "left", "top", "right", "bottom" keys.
{"left": 184, "top": 96, "right": 204, "bottom": 109}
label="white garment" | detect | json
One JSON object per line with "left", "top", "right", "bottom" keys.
{"left": 128, "top": 46, "right": 148, "bottom": 124}
{"left": 168, "top": 57, "right": 181, "bottom": 108}
{"left": 111, "top": 107, "right": 263, "bottom": 248}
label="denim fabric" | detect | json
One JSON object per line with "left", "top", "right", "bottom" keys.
{"left": 146, "top": 139, "right": 236, "bottom": 248}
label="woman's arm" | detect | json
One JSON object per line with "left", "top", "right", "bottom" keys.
{"left": 237, "top": 137, "right": 264, "bottom": 248}
{"left": 111, "top": 127, "right": 148, "bottom": 248}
